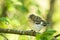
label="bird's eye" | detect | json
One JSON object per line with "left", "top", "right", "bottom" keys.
{"left": 40, "top": 22, "right": 43, "bottom": 24}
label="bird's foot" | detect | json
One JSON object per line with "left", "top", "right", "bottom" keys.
{"left": 30, "top": 30, "right": 36, "bottom": 33}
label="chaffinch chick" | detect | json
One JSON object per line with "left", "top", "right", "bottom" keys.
{"left": 29, "top": 14, "right": 47, "bottom": 32}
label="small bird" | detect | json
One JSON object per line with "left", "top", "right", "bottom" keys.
{"left": 29, "top": 14, "right": 47, "bottom": 32}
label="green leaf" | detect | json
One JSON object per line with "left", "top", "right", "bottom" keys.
{"left": 46, "top": 29, "right": 56, "bottom": 35}
{"left": 0, "top": 17, "right": 9, "bottom": 24}
{"left": 41, "top": 36, "right": 48, "bottom": 40}
{"left": 36, "top": 34, "right": 41, "bottom": 40}
{"left": 40, "top": 29, "right": 56, "bottom": 40}
{"left": 15, "top": 5, "right": 29, "bottom": 13}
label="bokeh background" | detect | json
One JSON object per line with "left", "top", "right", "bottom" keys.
{"left": 0, "top": 0, "right": 60, "bottom": 40}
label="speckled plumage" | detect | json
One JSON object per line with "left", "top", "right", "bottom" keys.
{"left": 29, "top": 14, "right": 47, "bottom": 32}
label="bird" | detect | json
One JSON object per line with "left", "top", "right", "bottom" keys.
{"left": 29, "top": 14, "right": 47, "bottom": 32}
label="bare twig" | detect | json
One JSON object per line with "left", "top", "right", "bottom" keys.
{"left": 0, "top": 33, "right": 8, "bottom": 40}
{"left": 52, "top": 34, "right": 60, "bottom": 40}
{"left": 54, "top": 34, "right": 60, "bottom": 38}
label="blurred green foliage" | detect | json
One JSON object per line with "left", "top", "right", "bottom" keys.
{"left": 15, "top": 5, "right": 29, "bottom": 13}
{"left": 0, "top": 0, "right": 60, "bottom": 40}
{"left": 0, "top": 17, "right": 9, "bottom": 28}
{"left": 36, "top": 29, "right": 56, "bottom": 40}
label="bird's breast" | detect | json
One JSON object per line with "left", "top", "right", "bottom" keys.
{"left": 32, "top": 24, "right": 44, "bottom": 32}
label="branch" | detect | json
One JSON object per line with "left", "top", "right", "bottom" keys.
{"left": 0, "top": 33, "right": 8, "bottom": 40}
{"left": 1, "top": 0, "right": 7, "bottom": 17}
{"left": 54, "top": 34, "right": 60, "bottom": 38}
{"left": 0, "top": 28, "right": 60, "bottom": 40}
{"left": 46, "top": 0, "right": 55, "bottom": 27}
{"left": 0, "top": 28, "right": 40, "bottom": 36}
{"left": 52, "top": 34, "right": 60, "bottom": 40}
